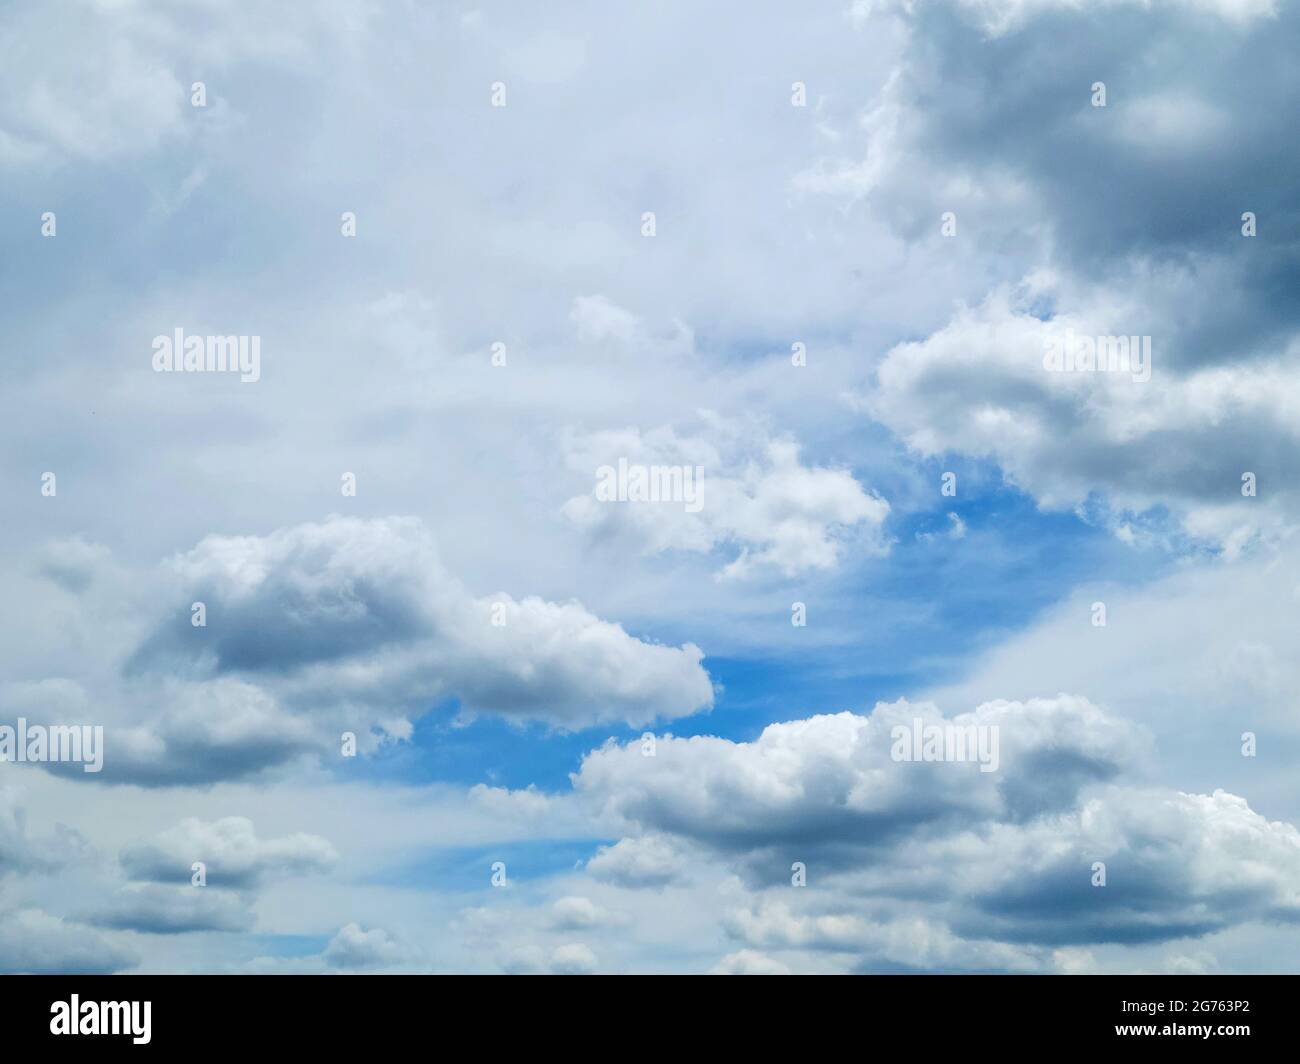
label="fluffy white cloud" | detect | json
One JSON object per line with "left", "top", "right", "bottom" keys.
{"left": 29, "top": 516, "right": 715, "bottom": 785}
{"left": 575, "top": 696, "right": 1148, "bottom": 859}
{"left": 324, "top": 923, "right": 410, "bottom": 969}
{"left": 2, "top": 0, "right": 1296, "bottom": 978}
{"left": 550, "top": 895, "right": 621, "bottom": 931}
{"left": 586, "top": 835, "right": 690, "bottom": 889}
{"left": 119, "top": 816, "right": 338, "bottom": 888}
{"left": 133, "top": 516, "right": 714, "bottom": 734}
{"left": 101, "top": 678, "right": 325, "bottom": 786}
{"left": 562, "top": 419, "right": 889, "bottom": 578}
{"left": 868, "top": 280, "right": 1300, "bottom": 549}
{"left": 565, "top": 693, "right": 1300, "bottom": 967}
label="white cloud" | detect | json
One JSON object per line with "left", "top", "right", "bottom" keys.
{"left": 2, "top": 0, "right": 1297, "bottom": 978}
{"left": 36, "top": 515, "right": 717, "bottom": 785}
{"left": 723, "top": 900, "right": 1041, "bottom": 972}
{"left": 949, "top": 0, "right": 1277, "bottom": 36}
{"left": 324, "top": 923, "right": 410, "bottom": 969}
{"left": 586, "top": 835, "right": 689, "bottom": 889}
{"left": 563, "top": 420, "right": 889, "bottom": 578}
{"left": 710, "top": 949, "right": 793, "bottom": 975}
{"left": 1115, "top": 93, "right": 1230, "bottom": 154}
{"left": 120, "top": 816, "right": 338, "bottom": 887}
{"left": 90, "top": 883, "right": 255, "bottom": 934}
{"left": 0, "top": 909, "right": 137, "bottom": 974}
{"left": 868, "top": 281, "right": 1300, "bottom": 548}
{"left": 570, "top": 295, "right": 643, "bottom": 344}
{"left": 551, "top": 895, "right": 620, "bottom": 931}
{"left": 926, "top": 538, "right": 1300, "bottom": 763}
{"left": 152, "top": 516, "right": 713, "bottom": 731}
{"left": 564, "top": 693, "right": 1300, "bottom": 967}
{"left": 549, "top": 942, "right": 599, "bottom": 974}
{"left": 0, "top": 2, "right": 369, "bottom": 167}
{"left": 575, "top": 696, "right": 1148, "bottom": 855}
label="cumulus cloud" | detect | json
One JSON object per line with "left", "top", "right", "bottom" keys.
{"left": 562, "top": 419, "right": 889, "bottom": 578}
{"left": 565, "top": 694, "right": 1300, "bottom": 967}
{"left": 0, "top": 909, "right": 138, "bottom": 974}
{"left": 723, "top": 900, "right": 1043, "bottom": 973}
{"left": 119, "top": 816, "right": 338, "bottom": 888}
{"left": 91, "top": 678, "right": 325, "bottom": 787}
{"left": 705, "top": 780, "right": 1300, "bottom": 968}
{"left": 43, "top": 516, "right": 714, "bottom": 785}
{"left": 586, "top": 835, "right": 690, "bottom": 889}
{"left": 944, "top": 787, "right": 1300, "bottom": 945}
{"left": 324, "top": 923, "right": 410, "bottom": 969}
{"left": 576, "top": 696, "right": 1147, "bottom": 868}
{"left": 70, "top": 817, "right": 340, "bottom": 937}
{"left": 747, "top": 785, "right": 1300, "bottom": 955}
{"left": 868, "top": 281, "right": 1300, "bottom": 548}
{"left": 799, "top": 2, "right": 1300, "bottom": 550}
{"left": 2, "top": 0, "right": 1297, "bottom": 977}
{"left": 88, "top": 883, "right": 255, "bottom": 934}
{"left": 125, "top": 516, "right": 714, "bottom": 738}
{"left": 468, "top": 783, "right": 559, "bottom": 821}
{"left": 550, "top": 895, "right": 621, "bottom": 931}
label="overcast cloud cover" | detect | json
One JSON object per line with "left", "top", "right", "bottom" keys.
{"left": 1, "top": 0, "right": 1298, "bottom": 975}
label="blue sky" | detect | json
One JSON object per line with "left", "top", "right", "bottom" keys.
{"left": 2, "top": 0, "right": 1300, "bottom": 976}
{"left": 353, "top": 477, "right": 1162, "bottom": 797}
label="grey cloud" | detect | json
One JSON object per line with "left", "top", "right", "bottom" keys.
{"left": 0, "top": 788, "right": 90, "bottom": 877}
{"left": 323, "top": 923, "right": 411, "bottom": 970}
{"left": 951, "top": 788, "right": 1300, "bottom": 946}
{"left": 41, "top": 516, "right": 713, "bottom": 787}
{"left": 0, "top": 909, "right": 138, "bottom": 974}
{"left": 572, "top": 697, "right": 1300, "bottom": 958}
{"left": 867, "top": 284, "right": 1300, "bottom": 542}
{"left": 85, "top": 817, "right": 340, "bottom": 935}
{"left": 128, "top": 516, "right": 714, "bottom": 733}
{"left": 119, "top": 816, "right": 338, "bottom": 889}
{"left": 127, "top": 517, "right": 439, "bottom": 677}
{"left": 574, "top": 695, "right": 1146, "bottom": 869}
{"left": 819, "top": 3, "right": 1300, "bottom": 533}
{"left": 87, "top": 883, "right": 255, "bottom": 935}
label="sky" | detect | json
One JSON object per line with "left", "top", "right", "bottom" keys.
{"left": 1, "top": 0, "right": 1299, "bottom": 975}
